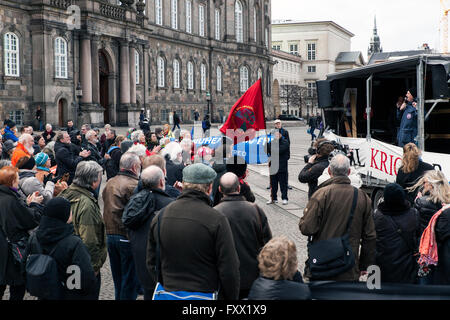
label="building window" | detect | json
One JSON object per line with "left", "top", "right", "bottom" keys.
{"left": 235, "top": 0, "right": 243, "bottom": 43}
{"left": 215, "top": 9, "right": 220, "bottom": 41}
{"left": 199, "top": 5, "right": 205, "bottom": 37}
{"left": 155, "top": 0, "right": 163, "bottom": 25}
{"left": 253, "top": 7, "right": 257, "bottom": 41}
{"left": 187, "top": 61, "right": 194, "bottom": 90}
{"left": 258, "top": 68, "right": 263, "bottom": 80}
{"left": 161, "top": 109, "right": 169, "bottom": 122}
{"left": 185, "top": 0, "right": 192, "bottom": 33}
{"left": 55, "top": 37, "right": 68, "bottom": 79}
{"left": 200, "top": 63, "right": 206, "bottom": 91}
{"left": 217, "top": 65, "right": 222, "bottom": 92}
{"left": 135, "top": 51, "right": 140, "bottom": 84}
{"left": 289, "top": 44, "right": 298, "bottom": 55}
{"left": 9, "top": 110, "right": 24, "bottom": 125}
{"left": 265, "top": 28, "right": 269, "bottom": 48}
{"left": 173, "top": 59, "right": 180, "bottom": 89}
{"left": 157, "top": 56, "right": 165, "bottom": 87}
{"left": 272, "top": 45, "right": 280, "bottom": 50}
{"left": 171, "top": 0, "right": 178, "bottom": 29}
{"left": 308, "top": 66, "right": 316, "bottom": 73}
{"left": 4, "top": 32, "right": 19, "bottom": 77}
{"left": 307, "top": 81, "right": 316, "bottom": 97}
{"left": 240, "top": 66, "right": 249, "bottom": 92}
{"left": 307, "top": 43, "right": 316, "bottom": 60}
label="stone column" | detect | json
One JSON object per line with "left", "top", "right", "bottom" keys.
{"left": 129, "top": 43, "right": 136, "bottom": 106}
{"left": 80, "top": 35, "right": 92, "bottom": 104}
{"left": 143, "top": 44, "right": 150, "bottom": 110}
{"left": 119, "top": 40, "right": 130, "bottom": 105}
{"left": 91, "top": 35, "right": 100, "bottom": 106}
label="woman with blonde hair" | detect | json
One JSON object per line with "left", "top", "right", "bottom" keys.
{"left": 396, "top": 143, "right": 433, "bottom": 203}
{"left": 247, "top": 236, "right": 310, "bottom": 300}
{"left": 409, "top": 170, "right": 450, "bottom": 284}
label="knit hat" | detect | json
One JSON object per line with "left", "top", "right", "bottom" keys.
{"left": 20, "top": 156, "right": 36, "bottom": 170}
{"left": 34, "top": 152, "right": 49, "bottom": 167}
{"left": 182, "top": 163, "right": 217, "bottom": 184}
{"left": 43, "top": 197, "right": 71, "bottom": 223}
{"left": 383, "top": 183, "right": 406, "bottom": 208}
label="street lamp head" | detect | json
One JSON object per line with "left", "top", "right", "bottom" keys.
{"left": 206, "top": 92, "right": 211, "bottom": 101}
{"left": 76, "top": 82, "right": 83, "bottom": 99}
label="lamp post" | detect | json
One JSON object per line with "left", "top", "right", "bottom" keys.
{"left": 75, "top": 82, "right": 83, "bottom": 128}
{"left": 206, "top": 91, "right": 211, "bottom": 121}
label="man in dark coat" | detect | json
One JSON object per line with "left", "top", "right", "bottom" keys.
{"left": 55, "top": 132, "right": 90, "bottom": 184}
{"left": 172, "top": 111, "right": 181, "bottom": 131}
{"left": 122, "top": 165, "right": 174, "bottom": 300}
{"left": 83, "top": 130, "right": 106, "bottom": 167}
{"left": 101, "top": 129, "right": 116, "bottom": 157}
{"left": 265, "top": 131, "right": 290, "bottom": 205}
{"left": 308, "top": 115, "right": 317, "bottom": 141}
{"left": 299, "top": 154, "right": 376, "bottom": 282}
{"left": 27, "top": 197, "right": 97, "bottom": 299}
{"left": 373, "top": 184, "right": 420, "bottom": 284}
{"left": 298, "top": 138, "right": 334, "bottom": 199}
{"left": 214, "top": 172, "right": 272, "bottom": 299}
{"left": 146, "top": 163, "right": 240, "bottom": 300}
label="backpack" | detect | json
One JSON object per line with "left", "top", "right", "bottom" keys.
{"left": 26, "top": 234, "right": 64, "bottom": 300}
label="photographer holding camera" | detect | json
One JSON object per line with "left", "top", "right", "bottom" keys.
{"left": 298, "top": 138, "right": 335, "bottom": 199}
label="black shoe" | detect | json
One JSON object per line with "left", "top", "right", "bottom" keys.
{"left": 288, "top": 185, "right": 293, "bottom": 190}
{"left": 266, "top": 186, "right": 271, "bottom": 189}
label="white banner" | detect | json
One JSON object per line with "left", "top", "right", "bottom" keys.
{"left": 324, "top": 132, "right": 450, "bottom": 184}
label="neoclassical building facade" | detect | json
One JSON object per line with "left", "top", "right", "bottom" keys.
{"left": 0, "top": 0, "right": 273, "bottom": 128}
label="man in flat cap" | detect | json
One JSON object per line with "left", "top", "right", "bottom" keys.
{"left": 146, "top": 163, "right": 240, "bottom": 300}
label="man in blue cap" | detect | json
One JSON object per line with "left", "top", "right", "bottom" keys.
{"left": 147, "top": 163, "right": 240, "bottom": 300}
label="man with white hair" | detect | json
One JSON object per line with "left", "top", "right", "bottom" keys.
{"left": 299, "top": 154, "right": 376, "bottom": 282}
{"left": 11, "top": 133, "right": 34, "bottom": 167}
{"left": 43, "top": 123, "right": 55, "bottom": 144}
{"left": 126, "top": 144, "right": 148, "bottom": 164}
{"left": 83, "top": 129, "right": 106, "bottom": 166}
{"left": 59, "top": 160, "right": 107, "bottom": 300}
{"left": 122, "top": 165, "right": 174, "bottom": 300}
{"left": 102, "top": 152, "right": 142, "bottom": 300}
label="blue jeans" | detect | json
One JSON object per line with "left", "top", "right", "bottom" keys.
{"left": 107, "top": 235, "right": 140, "bottom": 300}
{"left": 172, "top": 123, "right": 180, "bottom": 131}
{"left": 310, "top": 127, "right": 316, "bottom": 140}
{"left": 38, "top": 120, "right": 43, "bottom": 131}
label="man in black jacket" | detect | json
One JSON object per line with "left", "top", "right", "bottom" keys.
{"left": 83, "top": 130, "right": 106, "bottom": 167}
{"left": 265, "top": 131, "right": 290, "bottom": 205}
{"left": 298, "top": 139, "right": 334, "bottom": 199}
{"left": 122, "top": 165, "right": 174, "bottom": 300}
{"left": 28, "top": 197, "right": 97, "bottom": 299}
{"left": 214, "top": 172, "right": 272, "bottom": 299}
{"left": 146, "top": 163, "right": 240, "bottom": 300}
{"left": 55, "top": 132, "right": 90, "bottom": 184}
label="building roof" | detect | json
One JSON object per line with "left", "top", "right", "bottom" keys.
{"left": 271, "top": 20, "right": 354, "bottom": 37}
{"left": 368, "top": 50, "right": 432, "bottom": 65}
{"left": 271, "top": 49, "right": 302, "bottom": 63}
{"left": 335, "top": 51, "right": 365, "bottom": 65}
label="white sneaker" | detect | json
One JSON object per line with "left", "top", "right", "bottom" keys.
{"left": 266, "top": 200, "right": 278, "bottom": 204}
{"left": 282, "top": 200, "right": 288, "bottom": 205}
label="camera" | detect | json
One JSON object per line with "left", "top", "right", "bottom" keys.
{"left": 304, "top": 147, "right": 317, "bottom": 164}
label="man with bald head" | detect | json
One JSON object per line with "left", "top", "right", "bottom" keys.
{"left": 122, "top": 165, "right": 174, "bottom": 300}
{"left": 214, "top": 172, "right": 272, "bottom": 299}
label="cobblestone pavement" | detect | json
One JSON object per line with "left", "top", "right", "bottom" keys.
{"left": 3, "top": 122, "right": 314, "bottom": 300}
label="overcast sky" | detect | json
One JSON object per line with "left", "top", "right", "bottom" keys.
{"left": 272, "top": 0, "right": 443, "bottom": 61}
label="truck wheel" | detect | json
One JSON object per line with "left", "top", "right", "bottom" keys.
{"left": 372, "top": 188, "right": 384, "bottom": 210}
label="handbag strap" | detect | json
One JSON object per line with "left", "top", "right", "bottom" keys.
{"left": 308, "top": 187, "right": 358, "bottom": 242}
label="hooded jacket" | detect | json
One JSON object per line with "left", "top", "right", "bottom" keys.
{"left": 11, "top": 142, "right": 31, "bottom": 167}
{"left": 59, "top": 184, "right": 107, "bottom": 273}
{"left": 18, "top": 169, "right": 55, "bottom": 204}
{"left": 29, "top": 216, "right": 97, "bottom": 299}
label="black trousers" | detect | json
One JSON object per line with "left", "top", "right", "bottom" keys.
{"left": 0, "top": 284, "right": 26, "bottom": 300}
{"left": 270, "top": 172, "right": 288, "bottom": 201}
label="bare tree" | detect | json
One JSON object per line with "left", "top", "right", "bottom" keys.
{"left": 279, "top": 85, "right": 302, "bottom": 115}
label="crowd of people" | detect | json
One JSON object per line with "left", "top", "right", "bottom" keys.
{"left": 0, "top": 116, "right": 449, "bottom": 301}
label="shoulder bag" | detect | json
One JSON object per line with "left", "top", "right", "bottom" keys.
{"left": 307, "top": 187, "right": 358, "bottom": 280}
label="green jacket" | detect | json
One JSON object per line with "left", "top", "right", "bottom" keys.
{"left": 59, "top": 184, "right": 107, "bottom": 273}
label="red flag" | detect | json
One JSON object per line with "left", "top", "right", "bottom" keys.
{"left": 220, "top": 79, "right": 266, "bottom": 139}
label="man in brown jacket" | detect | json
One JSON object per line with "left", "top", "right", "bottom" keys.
{"left": 299, "top": 154, "right": 376, "bottom": 282}
{"left": 102, "top": 152, "right": 141, "bottom": 300}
